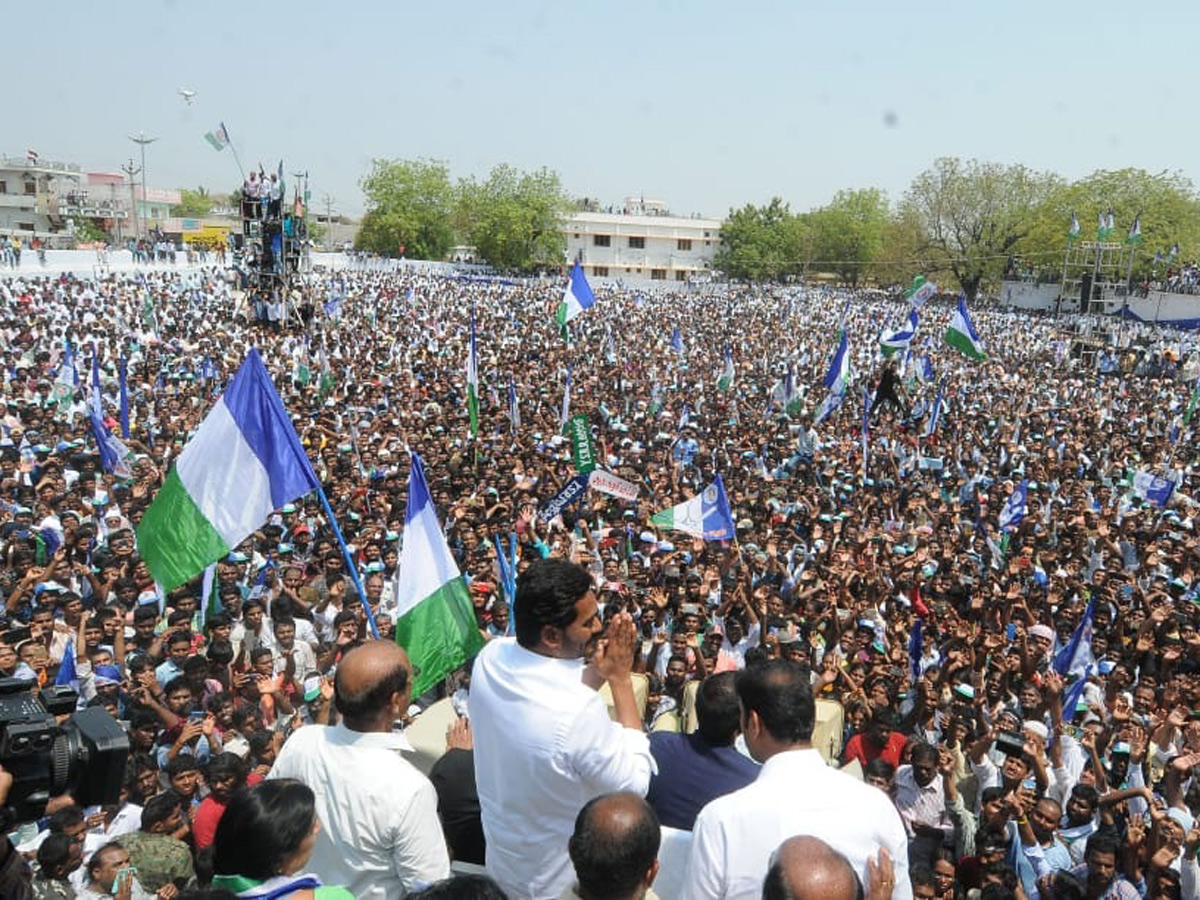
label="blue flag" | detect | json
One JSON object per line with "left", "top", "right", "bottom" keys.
{"left": 670, "top": 328, "right": 684, "bottom": 355}
{"left": 90, "top": 345, "right": 103, "bottom": 419}
{"left": 908, "top": 618, "right": 923, "bottom": 682}
{"left": 508, "top": 378, "right": 520, "bottom": 432}
{"left": 90, "top": 410, "right": 133, "bottom": 479}
{"left": 1054, "top": 600, "right": 1095, "bottom": 678}
{"left": 999, "top": 479, "right": 1028, "bottom": 532}
{"left": 119, "top": 356, "right": 130, "bottom": 439}
{"left": 56, "top": 640, "right": 78, "bottom": 687}
{"left": 924, "top": 382, "right": 945, "bottom": 438}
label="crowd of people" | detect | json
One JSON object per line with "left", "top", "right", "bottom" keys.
{"left": 0, "top": 259, "right": 1196, "bottom": 900}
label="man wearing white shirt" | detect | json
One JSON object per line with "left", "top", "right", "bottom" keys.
{"left": 269, "top": 641, "right": 450, "bottom": 896}
{"left": 470, "top": 558, "right": 656, "bottom": 900}
{"left": 680, "top": 659, "right": 911, "bottom": 900}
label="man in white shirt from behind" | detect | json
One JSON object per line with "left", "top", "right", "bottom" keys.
{"left": 269, "top": 641, "right": 450, "bottom": 896}
{"left": 681, "top": 658, "right": 912, "bottom": 900}
{"left": 470, "top": 558, "right": 656, "bottom": 900}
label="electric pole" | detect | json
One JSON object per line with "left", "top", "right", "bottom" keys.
{"left": 127, "top": 132, "right": 158, "bottom": 239}
{"left": 120, "top": 158, "right": 141, "bottom": 246}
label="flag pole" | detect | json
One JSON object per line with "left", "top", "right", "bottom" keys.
{"left": 315, "top": 485, "right": 381, "bottom": 639}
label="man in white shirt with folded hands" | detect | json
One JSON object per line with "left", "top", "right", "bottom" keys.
{"left": 470, "top": 557, "right": 656, "bottom": 900}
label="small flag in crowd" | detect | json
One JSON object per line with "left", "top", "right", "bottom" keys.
{"left": 998, "top": 479, "right": 1028, "bottom": 532}
{"left": 924, "top": 382, "right": 945, "bottom": 438}
{"left": 508, "top": 378, "right": 520, "bottom": 432}
{"left": 204, "top": 122, "right": 231, "bottom": 152}
{"left": 1184, "top": 375, "right": 1199, "bottom": 425}
{"left": 119, "top": 356, "right": 130, "bottom": 439}
{"left": 908, "top": 618, "right": 923, "bottom": 683}
{"left": 557, "top": 261, "right": 596, "bottom": 328}
{"left": 55, "top": 641, "right": 78, "bottom": 688}
{"left": 394, "top": 453, "right": 486, "bottom": 698}
{"left": 716, "top": 345, "right": 735, "bottom": 392}
{"left": 651, "top": 476, "right": 736, "bottom": 541}
{"left": 90, "top": 346, "right": 104, "bottom": 419}
{"left": 466, "top": 311, "right": 479, "bottom": 438}
{"left": 880, "top": 308, "right": 919, "bottom": 357}
{"left": 670, "top": 328, "right": 684, "bottom": 355}
{"left": 945, "top": 297, "right": 986, "bottom": 360}
{"left": 917, "top": 355, "right": 934, "bottom": 383}
{"left": 90, "top": 409, "right": 134, "bottom": 479}
{"left": 860, "top": 386, "right": 870, "bottom": 477}
{"left": 136, "top": 349, "right": 320, "bottom": 592}
{"left": 1130, "top": 470, "right": 1175, "bottom": 508}
{"left": 815, "top": 330, "right": 849, "bottom": 424}
{"left": 1054, "top": 599, "right": 1095, "bottom": 679}
{"left": 904, "top": 275, "right": 937, "bottom": 308}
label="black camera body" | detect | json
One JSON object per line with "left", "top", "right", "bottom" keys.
{"left": 0, "top": 677, "right": 129, "bottom": 830}
{"left": 994, "top": 729, "right": 1027, "bottom": 758}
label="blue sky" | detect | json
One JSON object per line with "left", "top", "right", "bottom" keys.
{"left": 11, "top": 0, "right": 1196, "bottom": 218}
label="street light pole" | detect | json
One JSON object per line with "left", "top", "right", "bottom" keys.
{"left": 120, "top": 159, "right": 141, "bottom": 248}
{"left": 127, "top": 132, "right": 158, "bottom": 239}
{"left": 323, "top": 193, "right": 336, "bottom": 251}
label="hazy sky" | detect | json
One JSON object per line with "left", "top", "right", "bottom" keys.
{"left": 10, "top": 0, "right": 1196, "bottom": 219}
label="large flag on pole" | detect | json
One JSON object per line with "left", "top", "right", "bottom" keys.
{"left": 1068, "top": 213, "right": 1081, "bottom": 242}
{"left": 1126, "top": 214, "right": 1142, "bottom": 245}
{"left": 136, "top": 349, "right": 320, "bottom": 591}
{"left": 945, "top": 297, "right": 986, "bottom": 360}
{"left": 815, "top": 330, "right": 850, "bottom": 424}
{"left": 651, "top": 476, "right": 736, "bottom": 541}
{"left": 716, "top": 345, "right": 735, "bottom": 391}
{"left": 394, "top": 453, "right": 485, "bottom": 697}
{"left": 204, "top": 122, "right": 231, "bottom": 152}
{"left": 466, "top": 311, "right": 479, "bottom": 438}
{"left": 556, "top": 261, "right": 596, "bottom": 328}
{"left": 880, "top": 308, "right": 919, "bottom": 357}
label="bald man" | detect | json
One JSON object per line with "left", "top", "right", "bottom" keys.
{"left": 565, "top": 792, "right": 661, "bottom": 900}
{"left": 762, "top": 836, "right": 863, "bottom": 900}
{"left": 270, "top": 641, "right": 450, "bottom": 896}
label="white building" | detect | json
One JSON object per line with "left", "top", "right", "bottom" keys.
{"left": 564, "top": 197, "right": 722, "bottom": 283}
{"left": 0, "top": 153, "right": 84, "bottom": 245}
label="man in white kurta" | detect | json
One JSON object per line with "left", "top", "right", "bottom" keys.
{"left": 680, "top": 659, "right": 912, "bottom": 900}
{"left": 469, "top": 558, "right": 655, "bottom": 900}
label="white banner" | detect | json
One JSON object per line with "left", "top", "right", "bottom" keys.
{"left": 588, "top": 469, "right": 640, "bottom": 501}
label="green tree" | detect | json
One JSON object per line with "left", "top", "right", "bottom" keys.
{"left": 356, "top": 158, "right": 456, "bottom": 259}
{"left": 1019, "top": 168, "right": 1200, "bottom": 278}
{"left": 871, "top": 207, "right": 928, "bottom": 286}
{"left": 171, "top": 187, "right": 214, "bottom": 218}
{"left": 70, "top": 217, "right": 107, "bottom": 243}
{"left": 457, "top": 165, "right": 570, "bottom": 270}
{"left": 808, "top": 188, "right": 888, "bottom": 285}
{"left": 902, "top": 157, "right": 1062, "bottom": 301}
{"left": 714, "top": 199, "right": 805, "bottom": 281}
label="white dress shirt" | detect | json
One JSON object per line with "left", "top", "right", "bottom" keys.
{"left": 681, "top": 747, "right": 912, "bottom": 900}
{"left": 469, "top": 637, "right": 657, "bottom": 900}
{"left": 269, "top": 721, "right": 450, "bottom": 897}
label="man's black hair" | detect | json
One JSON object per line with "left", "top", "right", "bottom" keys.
{"left": 696, "top": 672, "right": 741, "bottom": 746}
{"left": 736, "top": 660, "right": 815, "bottom": 744}
{"left": 512, "top": 558, "right": 592, "bottom": 649}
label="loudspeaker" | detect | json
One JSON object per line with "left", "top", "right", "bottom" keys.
{"left": 1080, "top": 274, "right": 1092, "bottom": 313}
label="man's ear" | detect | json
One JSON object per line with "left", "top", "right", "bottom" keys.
{"left": 539, "top": 623, "right": 563, "bottom": 652}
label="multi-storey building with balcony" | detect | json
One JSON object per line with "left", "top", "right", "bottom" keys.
{"left": 0, "top": 154, "right": 86, "bottom": 245}
{"left": 564, "top": 197, "right": 722, "bottom": 283}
